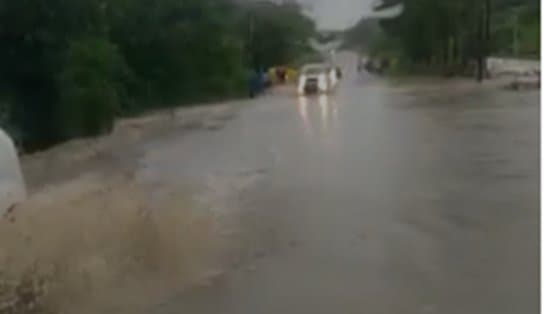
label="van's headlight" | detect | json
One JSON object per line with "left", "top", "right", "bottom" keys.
{"left": 318, "top": 74, "right": 327, "bottom": 91}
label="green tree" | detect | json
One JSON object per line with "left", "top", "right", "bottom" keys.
{"left": 243, "top": 1, "right": 315, "bottom": 69}
{"left": 58, "top": 38, "right": 129, "bottom": 138}
{"left": 0, "top": 0, "right": 315, "bottom": 151}
{"left": 346, "top": 0, "right": 539, "bottom": 74}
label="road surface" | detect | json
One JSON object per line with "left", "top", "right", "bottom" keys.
{"left": 138, "top": 55, "right": 539, "bottom": 314}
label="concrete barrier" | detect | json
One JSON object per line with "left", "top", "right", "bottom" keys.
{"left": 0, "top": 129, "right": 26, "bottom": 217}
{"left": 487, "top": 57, "right": 540, "bottom": 77}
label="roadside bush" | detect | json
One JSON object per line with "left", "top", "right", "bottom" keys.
{"left": 57, "top": 38, "right": 130, "bottom": 139}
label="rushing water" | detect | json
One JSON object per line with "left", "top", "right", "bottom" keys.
{"left": 140, "top": 54, "right": 539, "bottom": 314}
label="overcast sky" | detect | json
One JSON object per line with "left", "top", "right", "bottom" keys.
{"left": 297, "top": 0, "right": 376, "bottom": 30}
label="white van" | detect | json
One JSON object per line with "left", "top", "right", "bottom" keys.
{"left": 0, "top": 128, "right": 26, "bottom": 217}
{"left": 297, "top": 63, "right": 339, "bottom": 95}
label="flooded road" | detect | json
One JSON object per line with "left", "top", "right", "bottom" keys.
{"left": 141, "top": 58, "right": 539, "bottom": 314}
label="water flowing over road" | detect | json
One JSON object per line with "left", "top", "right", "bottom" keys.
{"left": 139, "top": 54, "right": 539, "bottom": 314}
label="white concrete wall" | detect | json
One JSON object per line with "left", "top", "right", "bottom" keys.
{"left": 487, "top": 57, "right": 540, "bottom": 77}
{"left": 0, "top": 128, "right": 26, "bottom": 216}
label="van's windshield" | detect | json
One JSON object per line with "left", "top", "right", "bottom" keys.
{"left": 303, "top": 66, "right": 327, "bottom": 75}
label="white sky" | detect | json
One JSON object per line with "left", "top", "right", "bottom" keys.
{"left": 297, "top": 0, "right": 376, "bottom": 30}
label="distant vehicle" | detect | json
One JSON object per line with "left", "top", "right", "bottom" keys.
{"left": 269, "top": 66, "right": 298, "bottom": 85}
{"left": 357, "top": 57, "right": 367, "bottom": 73}
{"left": 0, "top": 128, "right": 26, "bottom": 218}
{"left": 249, "top": 69, "right": 268, "bottom": 98}
{"left": 297, "top": 63, "right": 339, "bottom": 95}
{"left": 276, "top": 67, "right": 288, "bottom": 84}
{"left": 364, "top": 57, "right": 391, "bottom": 74}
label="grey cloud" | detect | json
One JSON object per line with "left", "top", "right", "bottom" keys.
{"left": 297, "top": 0, "right": 375, "bottom": 30}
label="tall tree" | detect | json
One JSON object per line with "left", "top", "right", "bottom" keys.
{"left": 346, "top": 0, "right": 538, "bottom": 76}
{"left": 0, "top": 0, "right": 316, "bottom": 150}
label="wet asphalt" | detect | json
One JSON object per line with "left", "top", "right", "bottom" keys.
{"left": 142, "top": 54, "right": 539, "bottom": 314}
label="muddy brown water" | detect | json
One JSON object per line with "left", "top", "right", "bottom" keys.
{"left": 136, "top": 55, "right": 539, "bottom": 314}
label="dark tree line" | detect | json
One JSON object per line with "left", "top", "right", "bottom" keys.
{"left": 0, "top": 0, "right": 315, "bottom": 151}
{"left": 345, "top": 0, "right": 539, "bottom": 76}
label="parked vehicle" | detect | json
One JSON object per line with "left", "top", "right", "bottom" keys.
{"left": 297, "top": 63, "right": 339, "bottom": 95}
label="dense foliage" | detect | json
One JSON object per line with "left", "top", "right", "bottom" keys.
{"left": 345, "top": 0, "right": 539, "bottom": 71}
{"left": 0, "top": 0, "right": 315, "bottom": 151}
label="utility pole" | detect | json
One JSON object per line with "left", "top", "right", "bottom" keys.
{"left": 476, "top": 1, "right": 485, "bottom": 82}
{"left": 249, "top": 12, "right": 254, "bottom": 45}
{"left": 513, "top": 8, "right": 520, "bottom": 57}
{"left": 477, "top": 0, "right": 491, "bottom": 82}
{"left": 247, "top": 10, "right": 255, "bottom": 69}
{"left": 485, "top": 0, "right": 491, "bottom": 78}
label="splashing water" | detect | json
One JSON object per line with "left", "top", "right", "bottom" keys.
{"left": 0, "top": 174, "right": 220, "bottom": 314}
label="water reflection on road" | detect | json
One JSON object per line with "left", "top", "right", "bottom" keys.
{"left": 297, "top": 94, "right": 340, "bottom": 144}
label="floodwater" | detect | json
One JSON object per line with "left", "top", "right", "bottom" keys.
{"left": 140, "top": 54, "right": 539, "bottom": 314}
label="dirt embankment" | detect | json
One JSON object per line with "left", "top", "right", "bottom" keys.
{"left": 0, "top": 103, "right": 238, "bottom": 314}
